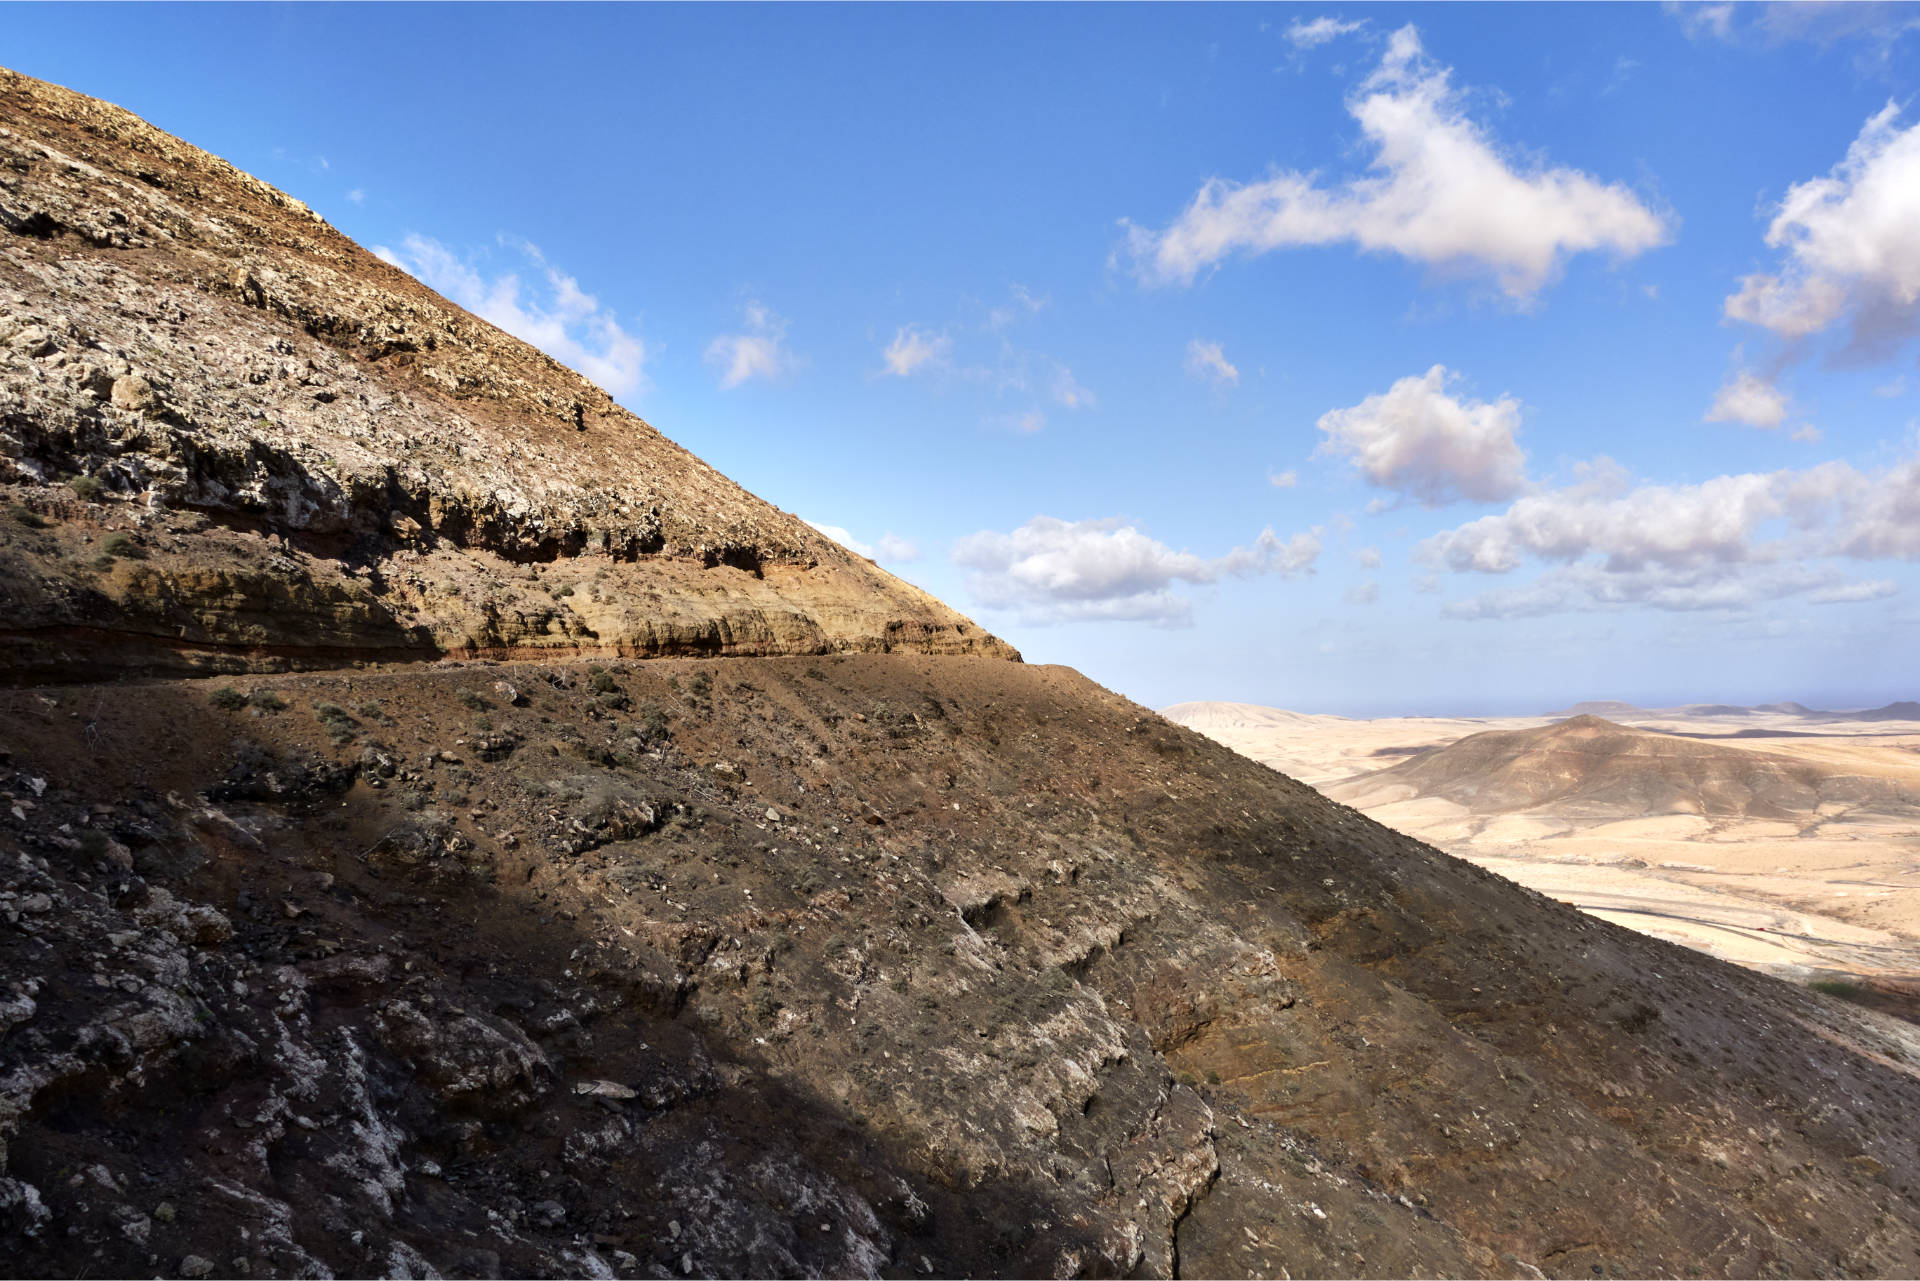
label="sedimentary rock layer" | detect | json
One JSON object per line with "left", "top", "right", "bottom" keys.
{"left": 0, "top": 67, "right": 1012, "bottom": 680}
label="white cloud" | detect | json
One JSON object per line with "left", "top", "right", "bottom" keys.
{"left": 987, "top": 284, "right": 1049, "bottom": 330}
{"left": 1809, "top": 578, "right": 1898, "bottom": 604}
{"left": 1345, "top": 580, "right": 1381, "bottom": 605}
{"left": 706, "top": 301, "right": 800, "bottom": 389}
{"left": 1287, "top": 15, "right": 1366, "bottom": 48}
{"left": 1356, "top": 546, "right": 1382, "bottom": 569}
{"left": 1420, "top": 466, "right": 1836, "bottom": 574}
{"left": 1669, "top": 2, "right": 1736, "bottom": 41}
{"left": 804, "top": 523, "right": 922, "bottom": 564}
{"left": 1705, "top": 370, "right": 1789, "bottom": 428}
{"left": 1051, "top": 363, "right": 1096, "bottom": 410}
{"left": 1316, "top": 365, "right": 1528, "bottom": 506}
{"left": 880, "top": 326, "right": 951, "bottom": 377}
{"left": 1791, "top": 424, "right": 1825, "bottom": 443}
{"left": 1441, "top": 561, "right": 1893, "bottom": 618}
{"left": 1838, "top": 452, "right": 1920, "bottom": 559}
{"left": 804, "top": 521, "right": 875, "bottom": 559}
{"left": 1125, "top": 26, "right": 1670, "bottom": 299}
{"left": 953, "top": 516, "right": 1319, "bottom": 625}
{"left": 1725, "top": 102, "right": 1920, "bottom": 347}
{"left": 1185, "top": 339, "right": 1240, "bottom": 388}
{"left": 986, "top": 408, "right": 1048, "bottom": 434}
{"left": 346, "top": 188, "right": 365, "bottom": 205}
{"left": 1421, "top": 450, "right": 1920, "bottom": 615}
{"left": 1269, "top": 469, "right": 1299, "bottom": 488}
{"left": 373, "top": 234, "right": 648, "bottom": 397}
{"left": 1672, "top": 1, "right": 1920, "bottom": 58}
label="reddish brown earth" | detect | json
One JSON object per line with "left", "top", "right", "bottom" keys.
{"left": 5, "top": 65, "right": 1920, "bottom": 1281}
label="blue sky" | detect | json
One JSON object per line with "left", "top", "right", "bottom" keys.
{"left": 8, "top": 2, "right": 1920, "bottom": 715}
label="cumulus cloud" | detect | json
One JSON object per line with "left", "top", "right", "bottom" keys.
{"left": 1287, "top": 15, "right": 1366, "bottom": 48}
{"left": 705, "top": 301, "right": 800, "bottom": 389}
{"left": 1705, "top": 370, "right": 1789, "bottom": 428}
{"left": 1725, "top": 102, "right": 1920, "bottom": 348}
{"left": 1356, "top": 547, "right": 1383, "bottom": 569}
{"left": 1421, "top": 451, "right": 1920, "bottom": 615}
{"left": 1316, "top": 365, "right": 1528, "bottom": 506}
{"left": 1269, "top": 469, "right": 1299, "bottom": 488}
{"left": 373, "top": 234, "right": 648, "bottom": 396}
{"left": 805, "top": 521, "right": 921, "bottom": 564}
{"left": 1441, "top": 561, "right": 1893, "bottom": 618}
{"left": 1125, "top": 26, "right": 1669, "bottom": 299}
{"left": 953, "top": 516, "right": 1320, "bottom": 625}
{"left": 880, "top": 326, "right": 952, "bottom": 378}
{"left": 1185, "top": 339, "right": 1240, "bottom": 388}
{"left": 805, "top": 521, "right": 875, "bottom": 559}
{"left": 1345, "top": 580, "right": 1381, "bottom": 605}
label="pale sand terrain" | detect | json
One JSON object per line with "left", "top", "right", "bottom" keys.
{"left": 1161, "top": 700, "right": 1920, "bottom": 983}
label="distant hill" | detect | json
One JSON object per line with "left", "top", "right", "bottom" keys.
{"left": 1328, "top": 715, "right": 1920, "bottom": 820}
{"left": 1548, "top": 699, "right": 1920, "bottom": 723}
{"left": 1847, "top": 700, "right": 1920, "bottom": 722}
{"left": 1158, "top": 700, "right": 1349, "bottom": 731}
{"left": 1557, "top": 700, "right": 1646, "bottom": 718}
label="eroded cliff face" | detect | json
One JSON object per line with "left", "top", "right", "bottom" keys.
{"left": 0, "top": 68, "right": 1012, "bottom": 680}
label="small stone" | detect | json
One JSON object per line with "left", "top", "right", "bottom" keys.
{"left": 10, "top": 325, "right": 57, "bottom": 358}
{"left": 110, "top": 374, "right": 157, "bottom": 412}
{"left": 180, "top": 1255, "right": 215, "bottom": 1278}
{"left": 573, "top": 1079, "right": 637, "bottom": 1100}
{"left": 153, "top": 1202, "right": 175, "bottom": 1223}
{"left": 764, "top": 807, "right": 780, "bottom": 823}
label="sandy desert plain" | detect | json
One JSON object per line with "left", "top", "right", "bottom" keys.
{"left": 1163, "top": 699, "right": 1920, "bottom": 997}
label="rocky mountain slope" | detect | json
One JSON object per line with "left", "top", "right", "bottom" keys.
{"left": 1328, "top": 715, "right": 1920, "bottom": 821}
{"left": 0, "top": 68, "right": 1010, "bottom": 682}
{"left": 7, "top": 66, "right": 1920, "bottom": 1281}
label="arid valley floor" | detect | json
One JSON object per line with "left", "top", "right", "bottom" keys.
{"left": 1163, "top": 701, "right": 1920, "bottom": 1002}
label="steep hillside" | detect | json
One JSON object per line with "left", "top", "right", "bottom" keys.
{"left": 7, "top": 66, "right": 1920, "bottom": 1281}
{"left": 1330, "top": 715, "right": 1920, "bottom": 821}
{"left": 7, "top": 659, "right": 1920, "bottom": 1280}
{"left": 0, "top": 68, "right": 1011, "bottom": 681}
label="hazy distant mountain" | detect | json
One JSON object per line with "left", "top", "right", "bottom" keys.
{"left": 1555, "top": 700, "right": 1646, "bottom": 718}
{"left": 1329, "top": 715, "right": 1920, "bottom": 820}
{"left": 1157, "top": 700, "right": 1349, "bottom": 731}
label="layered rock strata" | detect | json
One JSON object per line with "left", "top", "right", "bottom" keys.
{"left": 0, "top": 67, "right": 1011, "bottom": 681}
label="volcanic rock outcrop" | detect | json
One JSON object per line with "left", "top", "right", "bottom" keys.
{"left": 7, "top": 66, "right": 1920, "bottom": 1281}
